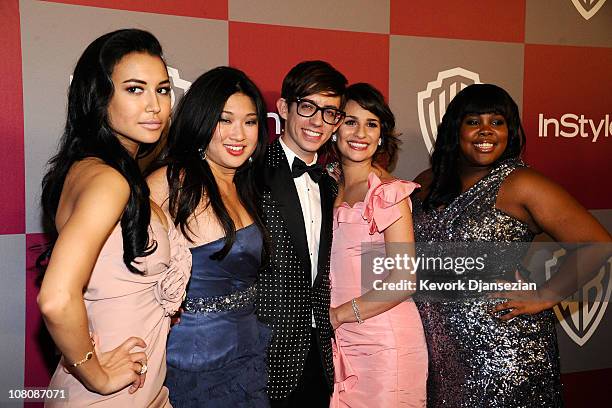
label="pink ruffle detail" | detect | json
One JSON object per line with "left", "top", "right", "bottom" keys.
{"left": 154, "top": 215, "right": 192, "bottom": 316}
{"left": 333, "top": 205, "right": 365, "bottom": 230}
{"left": 362, "top": 173, "right": 420, "bottom": 235}
{"left": 331, "top": 338, "right": 358, "bottom": 408}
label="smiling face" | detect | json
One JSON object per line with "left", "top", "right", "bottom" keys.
{"left": 336, "top": 100, "right": 381, "bottom": 165}
{"left": 205, "top": 92, "right": 259, "bottom": 172}
{"left": 277, "top": 92, "right": 342, "bottom": 163}
{"left": 107, "top": 52, "right": 171, "bottom": 157}
{"left": 458, "top": 112, "right": 509, "bottom": 168}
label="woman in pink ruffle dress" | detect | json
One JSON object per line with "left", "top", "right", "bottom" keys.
{"left": 328, "top": 83, "right": 427, "bottom": 408}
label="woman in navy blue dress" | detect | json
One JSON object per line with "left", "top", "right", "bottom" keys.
{"left": 147, "top": 67, "right": 271, "bottom": 407}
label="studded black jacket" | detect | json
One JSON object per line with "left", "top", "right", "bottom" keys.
{"left": 257, "top": 139, "right": 335, "bottom": 400}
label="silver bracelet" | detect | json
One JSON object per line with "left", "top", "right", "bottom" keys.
{"left": 351, "top": 298, "right": 364, "bottom": 324}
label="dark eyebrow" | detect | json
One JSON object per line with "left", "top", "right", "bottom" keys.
{"left": 222, "top": 111, "right": 258, "bottom": 116}
{"left": 122, "top": 79, "right": 146, "bottom": 84}
{"left": 301, "top": 98, "right": 340, "bottom": 110}
{"left": 121, "top": 79, "right": 170, "bottom": 85}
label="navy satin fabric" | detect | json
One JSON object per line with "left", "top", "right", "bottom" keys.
{"left": 166, "top": 224, "right": 268, "bottom": 372}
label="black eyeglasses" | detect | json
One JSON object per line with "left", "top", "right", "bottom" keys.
{"left": 290, "top": 97, "right": 345, "bottom": 125}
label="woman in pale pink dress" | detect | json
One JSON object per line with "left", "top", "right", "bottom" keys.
{"left": 37, "top": 29, "right": 191, "bottom": 406}
{"left": 328, "top": 83, "right": 427, "bottom": 407}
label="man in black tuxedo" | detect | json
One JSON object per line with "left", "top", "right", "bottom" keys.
{"left": 258, "top": 60, "right": 347, "bottom": 407}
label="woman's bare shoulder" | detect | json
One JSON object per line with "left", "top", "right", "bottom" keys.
{"left": 66, "top": 158, "right": 129, "bottom": 200}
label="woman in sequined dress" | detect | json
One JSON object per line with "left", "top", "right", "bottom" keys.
{"left": 327, "top": 83, "right": 428, "bottom": 407}
{"left": 412, "top": 84, "right": 611, "bottom": 407}
{"left": 147, "top": 67, "right": 271, "bottom": 407}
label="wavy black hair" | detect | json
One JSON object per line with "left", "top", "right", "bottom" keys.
{"left": 424, "top": 83, "right": 526, "bottom": 210}
{"left": 40, "top": 29, "right": 165, "bottom": 273}
{"left": 154, "top": 66, "right": 268, "bottom": 260}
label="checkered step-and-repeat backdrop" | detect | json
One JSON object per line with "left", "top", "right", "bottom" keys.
{"left": 1, "top": 1, "right": 610, "bottom": 406}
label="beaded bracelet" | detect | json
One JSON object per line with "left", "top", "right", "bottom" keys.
{"left": 351, "top": 298, "right": 364, "bottom": 324}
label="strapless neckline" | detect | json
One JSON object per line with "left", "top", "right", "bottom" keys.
{"left": 190, "top": 223, "right": 257, "bottom": 251}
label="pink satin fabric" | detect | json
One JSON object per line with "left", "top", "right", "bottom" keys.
{"left": 330, "top": 173, "right": 428, "bottom": 408}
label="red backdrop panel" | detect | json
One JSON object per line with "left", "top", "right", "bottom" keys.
{"left": 229, "top": 22, "right": 389, "bottom": 110}
{"left": 0, "top": 0, "right": 25, "bottom": 234}
{"left": 42, "top": 0, "right": 228, "bottom": 19}
{"left": 391, "top": 0, "right": 525, "bottom": 43}
{"left": 523, "top": 44, "right": 612, "bottom": 210}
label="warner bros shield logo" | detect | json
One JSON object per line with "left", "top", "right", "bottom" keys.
{"left": 545, "top": 249, "right": 612, "bottom": 346}
{"left": 167, "top": 66, "right": 191, "bottom": 108}
{"left": 417, "top": 67, "right": 481, "bottom": 155}
{"left": 571, "top": 0, "right": 607, "bottom": 20}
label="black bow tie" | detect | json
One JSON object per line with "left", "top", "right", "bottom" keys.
{"left": 291, "top": 158, "right": 323, "bottom": 183}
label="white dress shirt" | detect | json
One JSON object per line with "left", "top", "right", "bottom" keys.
{"left": 279, "top": 137, "right": 322, "bottom": 327}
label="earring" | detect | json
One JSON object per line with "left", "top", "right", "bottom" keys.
{"left": 331, "top": 133, "right": 337, "bottom": 142}
{"left": 197, "top": 147, "right": 207, "bottom": 160}
{"left": 248, "top": 156, "right": 253, "bottom": 164}
{"left": 377, "top": 137, "right": 382, "bottom": 146}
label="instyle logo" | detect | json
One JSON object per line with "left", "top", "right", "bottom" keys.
{"left": 571, "top": 0, "right": 607, "bottom": 20}
{"left": 417, "top": 67, "right": 481, "bottom": 154}
{"left": 545, "top": 249, "right": 612, "bottom": 346}
{"left": 538, "top": 114, "right": 611, "bottom": 142}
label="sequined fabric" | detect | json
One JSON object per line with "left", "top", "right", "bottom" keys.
{"left": 412, "top": 159, "right": 563, "bottom": 408}
{"left": 183, "top": 285, "right": 257, "bottom": 313}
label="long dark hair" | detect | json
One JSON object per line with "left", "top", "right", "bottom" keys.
{"left": 155, "top": 66, "right": 268, "bottom": 260}
{"left": 40, "top": 29, "right": 165, "bottom": 273}
{"left": 424, "top": 83, "right": 526, "bottom": 210}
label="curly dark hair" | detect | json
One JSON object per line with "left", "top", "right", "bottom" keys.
{"left": 424, "top": 83, "right": 526, "bottom": 210}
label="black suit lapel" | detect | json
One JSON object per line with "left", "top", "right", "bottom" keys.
{"left": 314, "top": 174, "right": 334, "bottom": 288}
{"left": 265, "top": 141, "right": 312, "bottom": 276}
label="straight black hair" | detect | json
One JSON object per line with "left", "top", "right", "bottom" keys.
{"left": 154, "top": 66, "right": 268, "bottom": 260}
{"left": 424, "top": 83, "right": 526, "bottom": 210}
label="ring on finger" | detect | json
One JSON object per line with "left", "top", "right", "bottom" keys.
{"left": 137, "top": 361, "right": 148, "bottom": 375}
